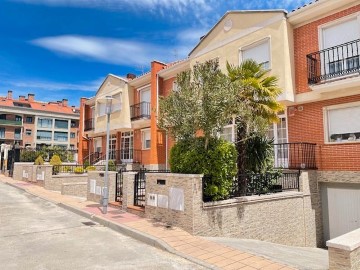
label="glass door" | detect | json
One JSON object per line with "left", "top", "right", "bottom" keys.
{"left": 121, "top": 132, "right": 133, "bottom": 162}
{"left": 267, "top": 115, "right": 288, "bottom": 168}
{"left": 109, "top": 134, "right": 116, "bottom": 160}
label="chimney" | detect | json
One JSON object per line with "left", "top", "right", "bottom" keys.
{"left": 19, "top": 95, "right": 25, "bottom": 101}
{"left": 7, "top": 90, "right": 12, "bottom": 100}
{"left": 62, "top": 99, "right": 68, "bottom": 107}
{"left": 126, "top": 73, "right": 136, "bottom": 80}
{"left": 28, "top": 93, "right": 35, "bottom": 102}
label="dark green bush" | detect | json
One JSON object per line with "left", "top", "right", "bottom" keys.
{"left": 170, "top": 137, "right": 237, "bottom": 201}
{"left": 20, "top": 151, "right": 39, "bottom": 162}
{"left": 108, "top": 160, "right": 117, "bottom": 171}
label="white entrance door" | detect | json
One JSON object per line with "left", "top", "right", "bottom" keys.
{"left": 267, "top": 115, "right": 288, "bottom": 168}
{"left": 121, "top": 132, "right": 133, "bottom": 162}
{"left": 321, "top": 183, "right": 360, "bottom": 241}
{"left": 109, "top": 134, "right": 116, "bottom": 160}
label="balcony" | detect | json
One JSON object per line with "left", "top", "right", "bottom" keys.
{"left": 84, "top": 118, "right": 94, "bottom": 131}
{"left": 0, "top": 119, "right": 22, "bottom": 126}
{"left": 272, "top": 142, "right": 317, "bottom": 170}
{"left": 130, "top": 102, "right": 150, "bottom": 121}
{"left": 307, "top": 39, "right": 360, "bottom": 85}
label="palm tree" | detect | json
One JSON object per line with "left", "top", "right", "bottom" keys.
{"left": 226, "top": 60, "right": 284, "bottom": 194}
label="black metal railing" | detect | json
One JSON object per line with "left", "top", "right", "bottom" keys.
{"left": 307, "top": 39, "right": 360, "bottom": 84}
{"left": 115, "top": 168, "right": 125, "bottom": 202}
{"left": 272, "top": 143, "right": 317, "bottom": 170}
{"left": 85, "top": 149, "right": 142, "bottom": 165}
{"left": 84, "top": 118, "right": 94, "bottom": 131}
{"left": 52, "top": 164, "right": 126, "bottom": 175}
{"left": 202, "top": 171, "right": 300, "bottom": 202}
{"left": 130, "top": 102, "right": 151, "bottom": 121}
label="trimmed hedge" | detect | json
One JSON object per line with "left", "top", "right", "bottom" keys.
{"left": 170, "top": 137, "right": 237, "bottom": 201}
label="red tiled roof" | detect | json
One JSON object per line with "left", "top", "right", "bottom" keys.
{"left": 0, "top": 97, "right": 79, "bottom": 115}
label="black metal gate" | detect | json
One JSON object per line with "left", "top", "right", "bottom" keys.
{"left": 134, "top": 169, "right": 146, "bottom": 207}
{"left": 115, "top": 169, "right": 124, "bottom": 203}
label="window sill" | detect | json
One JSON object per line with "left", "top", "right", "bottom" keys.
{"left": 142, "top": 148, "right": 150, "bottom": 151}
{"left": 325, "top": 140, "right": 360, "bottom": 145}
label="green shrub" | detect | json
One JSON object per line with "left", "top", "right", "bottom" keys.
{"left": 245, "top": 134, "right": 275, "bottom": 173}
{"left": 50, "top": 154, "right": 62, "bottom": 174}
{"left": 34, "top": 155, "right": 44, "bottom": 165}
{"left": 108, "top": 160, "right": 117, "bottom": 171}
{"left": 63, "top": 166, "right": 72, "bottom": 172}
{"left": 74, "top": 167, "right": 84, "bottom": 174}
{"left": 170, "top": 137, "right": 237, "bottom": 201}
{"left": 84, "top": 160, "right": 90, "bottom": 168}
{"left": 86, "top": 166, "right": 96, "bottom": 172}
{"left": 20, "top": 151, "right": 39, "bottom": 162}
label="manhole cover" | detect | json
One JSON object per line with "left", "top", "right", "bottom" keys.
{"left": 82, "top": 221, "right": 97, "bottom": 226}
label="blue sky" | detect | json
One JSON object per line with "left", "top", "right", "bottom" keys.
{"left": 0, "top": 0, "right": 309, "bottom": 106}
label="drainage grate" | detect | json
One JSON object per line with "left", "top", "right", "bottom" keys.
{"left": 82, "top": 221, "right": 97, "bottom": 226}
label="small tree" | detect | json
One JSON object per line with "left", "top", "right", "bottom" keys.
{"left": 159, "top": 59, "right": 233, "bottom": 149}
{"left": 50, "top": 154, "right": 62, "bottom": 174}
{"left": 34, "top": 155, "right": 44, "bottom": 165}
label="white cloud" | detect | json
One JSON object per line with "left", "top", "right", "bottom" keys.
{"left": 31, "top": 35, "right": 174, "bottom": 66}
{"left": 2, "top": 77, "right": 102, "bottom": 92}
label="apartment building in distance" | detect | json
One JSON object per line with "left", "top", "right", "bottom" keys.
{"left": 0, "top": 91, "right": 80, "bottom": 150}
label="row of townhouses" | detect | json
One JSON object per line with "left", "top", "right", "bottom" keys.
{"left": 77, "top": 0, "right": 360, "bottom": 242}
{"left": 0, "top": 91, "right": 80, "bottom": 150}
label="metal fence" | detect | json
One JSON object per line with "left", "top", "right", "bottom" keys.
{"left": 307, "top": 38, "right": 360, "bottom": 84}
{"left": 202, "top": 171, "right": 300, "bottom": 202}
{"left": 52, "top": 164, "right": 126, "bottom": 175}
{"left": 130, "top": 102, "right": 151, "bottom": 121}
{"left": 273, "top": 143, "right": 317, "bottom": 170}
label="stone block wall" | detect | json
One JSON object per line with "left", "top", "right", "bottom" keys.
{"left": 122, "top": 172, "right": 137, "bottom": 209}
{"left": 61, "top": 182, "right": 87, "bottom": 198}
{"left": 87, "top": 171, "right": 117, "bottom": 204}
{"left": 327, "top": 228, "right": 360, "bottom": 270}
{"left": 145, "top": 172, "right": 321, "bottom": 247}
{"left": 145, "top": 173, "right": 202, "bottom": 234}
{"left": 45, "top": 174, "right": 88, "bottom": 191}
{"left": 318, "top": 171, "right": 360, "bottom": 184}
{"left": 13, "top": 163, "right": 52, "bottom": 183}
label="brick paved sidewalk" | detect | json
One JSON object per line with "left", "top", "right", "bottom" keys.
{"left": 0, "top": 175, "right": 297, "bottom": 270}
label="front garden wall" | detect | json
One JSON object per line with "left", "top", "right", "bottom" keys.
{"left": 145, "top": 171, "right": 322, "bottom": 247}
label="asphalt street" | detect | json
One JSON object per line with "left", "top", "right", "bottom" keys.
{"left": 0, "top": 182, "right": 206, "bottom": 270}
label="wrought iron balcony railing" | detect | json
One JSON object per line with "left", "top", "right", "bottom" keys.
{"left": 84, "top": 118, "right": 94, "bottom": 131}
{"left": 130, "top": 102, "right": 150, "bottom": 121}
{"left": 307, "top": 39, "right": 360, "bottom": 85}
{"left": 272, "top": 142, "right": 317, "bottom": 170}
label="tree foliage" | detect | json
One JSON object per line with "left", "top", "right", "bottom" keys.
{"left": 159, "top": 59, "right": 233, "bottom": 148}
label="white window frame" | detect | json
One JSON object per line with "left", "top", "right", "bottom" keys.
{"left": 172, "top": 81, "right": 179, "bottom": 92}
{"left": 318, "top": 13, "right": 360, "bottom": 51}
{"left": 141, "top": 128, "right": 151, "bottom": 150}
{"left": 239, "top": 37, "right": 272, "bottom": 70}
{"left": 219, "top": 117, "right": 236, "bottom": 143}
{"left": 139, "top": 87, "right": 151, "bottom": 103}
{"left": 323, "top": 101, "right": 360, "bottom": 144}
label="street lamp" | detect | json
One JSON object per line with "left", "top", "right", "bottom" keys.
{"left": 97, "top": 95, "right": 121, "bottom": 214}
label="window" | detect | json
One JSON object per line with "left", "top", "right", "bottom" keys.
{"left": 54, "top": 131, "right": 68, "bottom": 142}
{"left": 70, "top": 132, "right": 75, "bottom": 138}
{"left": 69, "top": 144, "right": 75, "bottom": 150}
{"left": 112, "top": 93, "right": 122, "bottom": 112}
{"left": 140, "top": 87, "right": 151, "bottom": 103}
{"left": 15, "top": 115, "right": 22, "bottom": 122}
{"left": 71, "top": 120, "right": 78, "bottom": 128}
{"left": 241, "top": 39, "right": 270, "bottom": 70}
{"left": 172, "top": 81, "right": 179, "bottom": 92}
{"left": 38, "top": 118, "right": 52, "bottom": 128}
{"left": 0, "top": 114, "right": 5, "bottom": 120}
{"left": 325, "top": 103, "right": 360, "bottom": 143}
{"left": 97, "top": 102, "right": 106, "bottom": 117}
{"left": 142, "top": 129, "right": 151, "bottom": 149}
{"left": 219, "top": 118, "right": 236, "bottom": 143}
{"left": 14, "top": 128, "right": 21, "bottom": 140}
{"left": 25, "top": 129, "right": 32, "bottom": 136}
{"left": 25, "top": 116, "right": 33, "bottom": 123}
{"left": 0, "top": 128, "right": 4, "bottom": 138}
{"left": 37, "top": 130, "right": 52, "bottom": 141}
{"left": 55, "top": 119, "right": 68, "bottom": 129}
